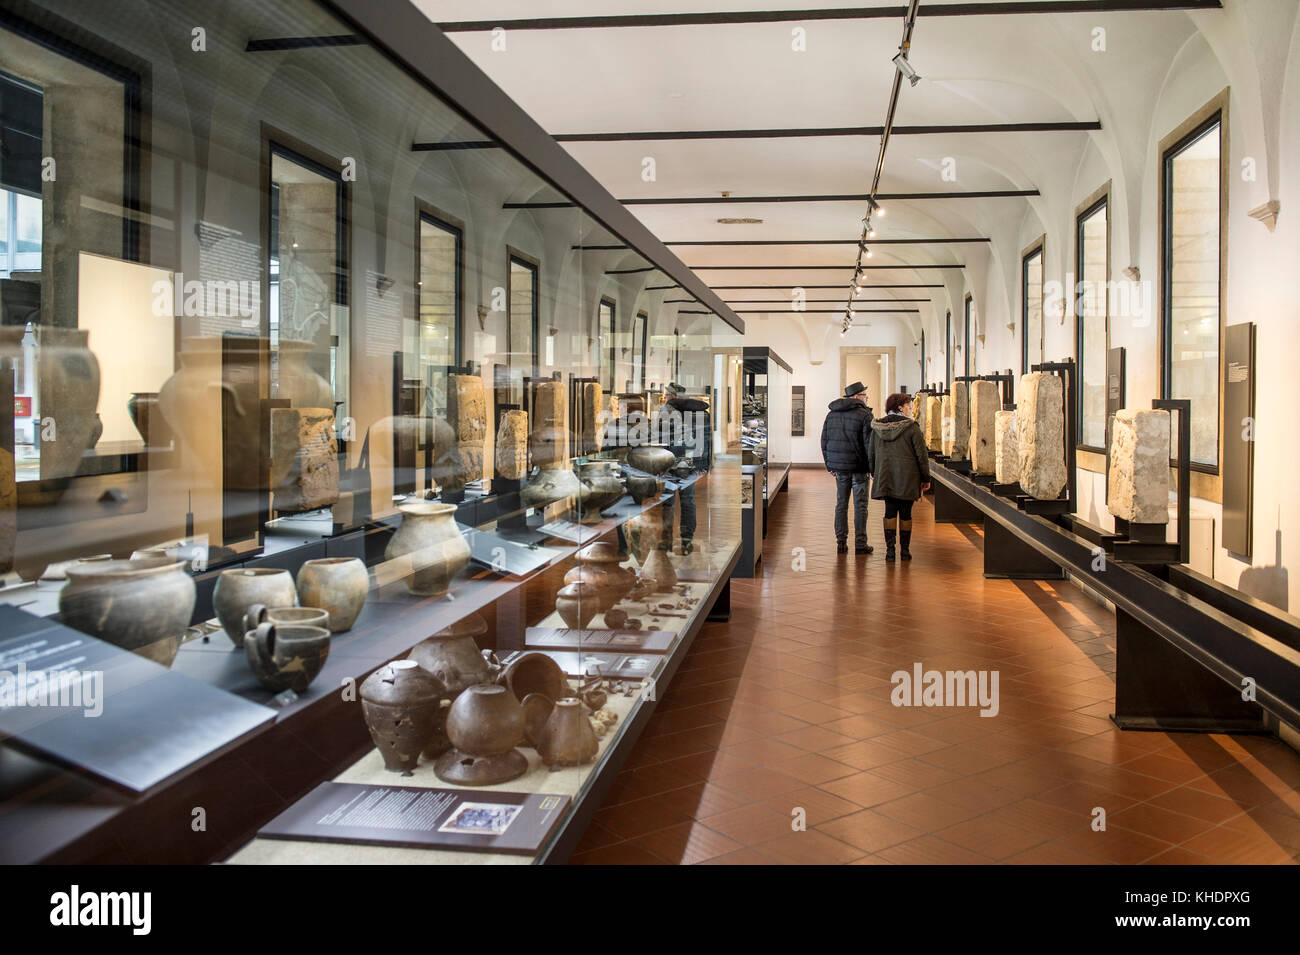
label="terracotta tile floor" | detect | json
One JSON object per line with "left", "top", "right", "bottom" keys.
{"left": 569, "top": 469, "right": 1300, "bottom": 865}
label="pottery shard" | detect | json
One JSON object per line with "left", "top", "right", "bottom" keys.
{"left": 271, "top": 407, "right": 339, "bottom": 512}
{"left": 1017, "top": 372, "right": 1066, "bottom": 500}
{"left": 995, "top": 410, "right": 1019, "bottom": 485}
{"left": 968, "top": 380, "right": 999, "bottom": 473}
{"left": 0, "top": 445, "right": 14, "bottom": 573}
{"left": 531, "top": 380, "right": 568, "bottom": 469}
{"left": 449, "top": 374, "right": 487, "bottom": 482}
{"left": 1108, "top": 408, "right": 1171, "bottom": 524}
{"left": 582, "top": 380, "right": 604, "bottom": 452}
{"left": 924, "top": 396, "right": 944, "bottom": 452}
{"left": 942, "top": 382, "right": 969, "bottom": 461}
{"left": 495, "top": 410, "right": 529, "bottom": 481}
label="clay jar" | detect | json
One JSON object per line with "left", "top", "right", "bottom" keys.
{"left": 535, "top": 697, "right": 599, "bottom": 769}
{"left": 641, "top": 548, "right": 678, "bottom": 593}
{"left": 276, "top": 339, "right": 334, "bottom": 408}
{"left": 435, "top": 683, "right": 528, "bottom": 785}
{"left": 574, "top": 461, "right": 625, "bottom": 524}
{"left": 384, "top": 500, "right": 471, "bottom": 597}
{"left": 361, "top": 660, "right": 446, "bottom": 775}
{"left": 555, "top": 581, "right": 599, "bottom": 630}
{"left": 519, "top": 465, "right": 581, "bottom": 510}
{"left": 563, "top": 541, "right": 634, "bottom": 613}
{"left": 499, "top": 651, "right": 569, "bottom": 703}
{"left": 213, "top": 568, "right": 297, "bottom": 646}
{"left": 243, "top": 604, "right": 329, "bottom": 634}
{"left": 626, "top": 443, "right": 675, "bottom": 476}
{"left": 407, "top": 614, "right": 492, "bottom": 758}
{"left": 243, "top": 621, "right": 331, "bottom": 694}
{"left": 623, "top": 470, "right": 662, "bottom": 504}
{"left": 296, "top": 557, "right": 369, "bottom": 632}
{"left": 59, "top": 556, "right": 196, "bottom": 667}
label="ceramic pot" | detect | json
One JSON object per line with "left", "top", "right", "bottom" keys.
{"left": 59, "top": 556, "right": 196, "bottom": 667}
{"left": 519, "top": 465, "right": 581, "bottom": 510}
{"left": 384, "top": 500, "right": 471, "bottom": 597}
{"left": 407, "top": 614, "right": 492, "bottom": 758}
{"left": 536, "top": 697, "right": 599, "bottom": 768}
{"left": 555, "top": 581, "right": 599, "bottom": 630}
{"left": 499, "top": 651, "right": 569, "bottom": 703}
{"left": 435, "top": 683, "right": 528, "bottom": 785}
{"left": 623, "top": 471, "right": 662, "bottom": 504}
{"left": 242, "top": 603, "right": 330, "bottom": 634}
{"left": 276, "top": 338, "right": 334, "bottom": 408}
{"left": 243, "top": 621, "right": 331, "bottom": 694}
{"left": 574, "top": 461, "right": 625, "bottom": 524}
{"left": 213, "top": 568, "right": 297, "bottom": 646}
{"left": 626, "top": 443, "right": 675, "bottom": 476}
{"left": 604, "top": 608, "right": 629, "bottom": 629}
{"left": 641, "top": 548, "right": 678, "bottom": 593}
{"left": 623, "top": 511, "right": 664, "bottom": 563}
{"left": 296, "top": 557, "right": 368, "bottom": 632}
{"left": 521, "top": 692, "right": 554, "bottom": 747}
{"left": 360, "top": 659, "right": 446, "bottom": 775}
{"left": 563, "top": 541, "right": 635, "bottom": 613}
{"left": 159, "top": 337, "right": 262, "bottom": 489}
{"left": 127, "top": 392, "right": 171, "bottom": 449}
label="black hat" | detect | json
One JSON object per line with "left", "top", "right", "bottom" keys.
{"left": 667, "top": 382, "right": 687, "bottom": 395}
{"left": 844, "top": 381, "right": 866, "bottom": 397}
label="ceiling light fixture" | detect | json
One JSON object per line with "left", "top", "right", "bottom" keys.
{"left": 893, "top": 47, "right": 921, "bottom": 87}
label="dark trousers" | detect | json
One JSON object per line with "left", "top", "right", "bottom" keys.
{"left": 833, "top": 471, "right": 870, "bottom": 547}
{"left": 661, "top": 484, "right": 696, "bottom": 544}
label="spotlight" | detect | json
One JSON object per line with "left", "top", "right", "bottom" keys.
{"left": 893, "top": 51, "right": 921, "bottom": 87}
{"left": 866, "top": 249, "right": 873, "bottom": 258}
{"left": 868, "top": 228, "right": 877, "bottom": 238}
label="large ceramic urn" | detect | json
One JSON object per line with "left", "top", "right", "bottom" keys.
{"left": 435, "top": 683, "right": 528, "bottom": 785}
{"left": 59, "top": 556, "right": 197, "bottom": 666}
{"left": 296, "top": 557, "right": 369, "bottom": 632}
{"left": 535, "top": 697, "right": 599, "bottom": 769}
{"left": 574, "top": 461, "right": 625, "bottom": 524}
{"left": 384, "top": 500, "right": 471, "bottom": 597}
{"left": 626, "top": 443, "right": 675, "bottom": 476}
{"left": 158, "top": 337, "right": 261, "bottom": 487}
{"left": 406, "top": 614, "right": 493, "bottom": 758}
{"left": 563, "top": 541, "right": 635, "bottom": 613}
{"left": 361, "top": 660, "right": 446, "bottom": 775}
{"left": 519, "top": 465, "right": 582, "bottom": 511}
{"left": 275, "top": 338, "right": 334, "bottom": 408}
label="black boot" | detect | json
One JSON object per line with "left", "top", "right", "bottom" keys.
{"left": 900, "top": 530, "right": 912, "bottom": 561}
{"left": 884, "top": 529, "right": 896, "bottom": 562}
{"left": 836, "top": 540, "right": 848, "bottom": 555}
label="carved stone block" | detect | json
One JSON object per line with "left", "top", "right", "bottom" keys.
{"left": 942, "top": 382, "right": 969, "bottom": 461}
{"left": 448, "top": 374, "right": 487, "bottom": 482}
{"left": 924, "top": 396, "right": 944, "bottom": 452}
{"left": 968, "top": 380, "right": 999, "bottom": 473}
{"left": 1017, "top": 372, "right": 1066, "bottom": 500}
{"left": 495, "top": 409, "right": 529, "bottom": 481}
{"left": 270, "top": 407, "right": 339, "bottom": 512}
{"left": 995, "top": 410, "right": 1019, "bottom": 485}
{"left": 1108, "top": 408, "right": 1170, "bottom": 524}
{"left": 530, "top": 380, "right": 568, "bottom": 469}
{"left": 582, "top": 380, "right": 604, "bottom": 452}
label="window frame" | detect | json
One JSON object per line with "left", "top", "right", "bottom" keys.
{"left": 1021, "top": 237, "right": 1045, "bottom": 375}
{"left": 1159, "top": 94, "right": 1227, "bottom": 477}
{"left": 505, "top": 246, "right": 540, "bottom": 371}
{"left": 414, "top": 201, "right": 464, "bottom": 372}
{"left": 597, "top": 295, "right": 616, "bottom": 391}
{"left": 963, "top": 293, "right": 973, "bottom": 379}
{"left": 633, "top": 309, "right": 648, "bottom": 392}
{"left": 944, "top": 309, "right": 951, "bottom": 388}
{"left": 1074, "top": 185, "right": 1110, "bottom": 454}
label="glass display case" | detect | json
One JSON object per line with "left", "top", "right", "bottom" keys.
{"left": 741, "top": 347, "right": 793, "bottom": 528}
{"left": 0, "top": 0, "right": 742, "bottom": 864}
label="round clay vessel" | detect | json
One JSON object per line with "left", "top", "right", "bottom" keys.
{"left": 243, "top": 622, "right": 331, "bottom": 694}
{"left": 59, "top": 556, "right": 196, "bottom": 667}
{"left": 213, "top": 568, "right": 296, "bottom": 646}
{"left": 623, "top": 471, "right": 662, "bottom": 504}
{"left": 574, "top": 461, "right": 625, "bottom": 523}
{"left": 641, "top": 548, "right": 678, "bottom": 593}
{"left": 436, "top": 683, "right": 528, "bottom": 785}
{"left": 604, "top": 608, "right": 629, "bottom": 629}
{"left": 407, "top": 616, "right": 491, "bottom": 693}
{"left": 275, "top": 338, "right": 334, "bottom": 408}
{"left": 563, "top": 541, "right": 635, "bottom": 613}
{"left": 360, "top": 660, "right": 446, "bottom": 774}
{"left": 384, "top": 500, "right": 471, "bottom": 597}
{"left": 243, "top": 604, "right": 330, "bottom": 634}
{"left": 499, "top": 652, "right": 569, "bottom": 703}
{"left": 296, "top": 557, "right": 369, "bottom": 632}
{"left": 555, "top": 581, "right": 599, "bottom": 630}
{"left": 519, "top": 465, "right": 582, "bottom": 510}
{"left": 626, "top": 443, "right": 675, "bottom": 476}
{"left": 536, "top": 698, "right": 600, "bottom": 768}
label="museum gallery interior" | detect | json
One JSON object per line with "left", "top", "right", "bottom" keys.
{"left": 0, "top": 0, "right": 1297, "bottom": 870}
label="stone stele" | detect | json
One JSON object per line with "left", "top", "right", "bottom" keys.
{"left": 0, "top": 444, "right": 15, "bottom": 573}
{"left": 924, "top": 396, "right": 944, "bottom": 452}
{"left": 943, "top": 382, "right": 969, "bottom": 461}
{"left": 968, "top": 380, "right": 999, "bottom": 473}
{"left": 582, "top": 380, "right": 604, "bottom": 452}
{"left": 270, "top": 407, "right": 339, "bottom": 512}
{"left": 1017, "top": 372, "right": 1066, "bottom": 500}
{"left": 448, "top": 374, "right": 487, "bottom": 482}
{"left": 995, "top": 410, "right": 1019, "bottom": 485}
{"left": 530, "top": 380, "right": 568, "bottom": 469}
{"left": 914, "top": 392, "right": 929, "bottom": 436}
{"left": 495, "top": 409, "right": 529, "bottom": 481}
{"left": 1108, "top": 408, "right": 1171, "bottom": 524}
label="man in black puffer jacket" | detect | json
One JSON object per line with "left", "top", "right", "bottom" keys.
{"left": 821, "top": 381, "right": 874, "bottom": 555}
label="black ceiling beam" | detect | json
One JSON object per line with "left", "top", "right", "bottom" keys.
{"left": 436, "top": 2, "right": 1220, "bottom": 31}
{"left": 709, "top": 284, "right": 944, "bottom": 289}
{"left": 574, "top": 237, "right": 988, "bottom": 250}
{"left": 736, "top": 308, "right": 921, "bottom": 314}
{"left": 726, "top": 298, "right": 931, "bottom": 304}
{"left": 689, "top": 264, "right": 963, "bottom": 270}
{"left": 506, "top": 190, "right": 1037, "bottom": 208}
{"left": 414, "top": 121, "right": 1100, "bottom": 150}
{"left": 246, "top": 35, "right": 366, "bottom": 51}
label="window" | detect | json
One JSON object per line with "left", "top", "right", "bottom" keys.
{"left": 507, "top": 251, "right": 538, "bottom": 373}
{"left": 1161, "top": 111, "right": 1222, "bottom": 470}
{"left": 597, "top": 297, "right": 615, "bottom": 391}
{"left": 1076, "top": 194, "right": 1108, "bottom": 450}
{"left": 920, "top": 329, "right": 926, "bottom": 388}
{"left": 963, "top": 294, "right": 973, "bottom": 379}
{"left": 944, "top": 310, "right": 951, "bottom": 387}
{"left": 417, "top": 207, "right": 461, "bottom": 409}
{"left": 1022, "top": 241, "right": 1044, "bottom": 373}
{"left": 632, "top": 310, "right": 647, "bottom": 391}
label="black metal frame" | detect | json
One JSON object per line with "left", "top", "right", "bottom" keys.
{"left": 1075, "top": 192, "right": 1109, "bottom": 453}
{"left": 1021, "top": 240, "right": 1045, "bottom": 374}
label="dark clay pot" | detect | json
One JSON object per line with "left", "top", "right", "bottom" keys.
{"left": 360, "top": 660, "right": 446, "bottom": 775}
{"left": 626, "top": 443, "right": 675, "bottom": 475}
{"left": 536, "top": 697, "right": 600, "bottom": 769}
{"left": 574, "top": 461, "right": 625, "bottom": 523}
{"left": 435, "top": 683, "right": 528, "bottom": 785}
{"left": 243, "top": 621, "right": 331, "bottom": 694}
{"left": 563, "top": 541, "right": 635, "bottom": 613}
{"left": 498, "top": 651, "right": 569, "bottom": 704}
{"left": 59, "top": 556, "right": 196, "bottom": 667}
{"left": 555, "top": 580, "right": 599, "bottom": 630}
{"left": 407, "top": 614, "right": 491, "bottom": 757}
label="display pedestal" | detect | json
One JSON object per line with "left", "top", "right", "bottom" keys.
{"left": 1111, "top": 607, "right": 1268, "bottom": 734}
{"left": 983, "top": 518, "right": 1064, "bottom": 580}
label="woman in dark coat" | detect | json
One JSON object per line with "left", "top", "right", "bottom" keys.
{"left": 869, "top": 392, "right": 931, "bottom": 562}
